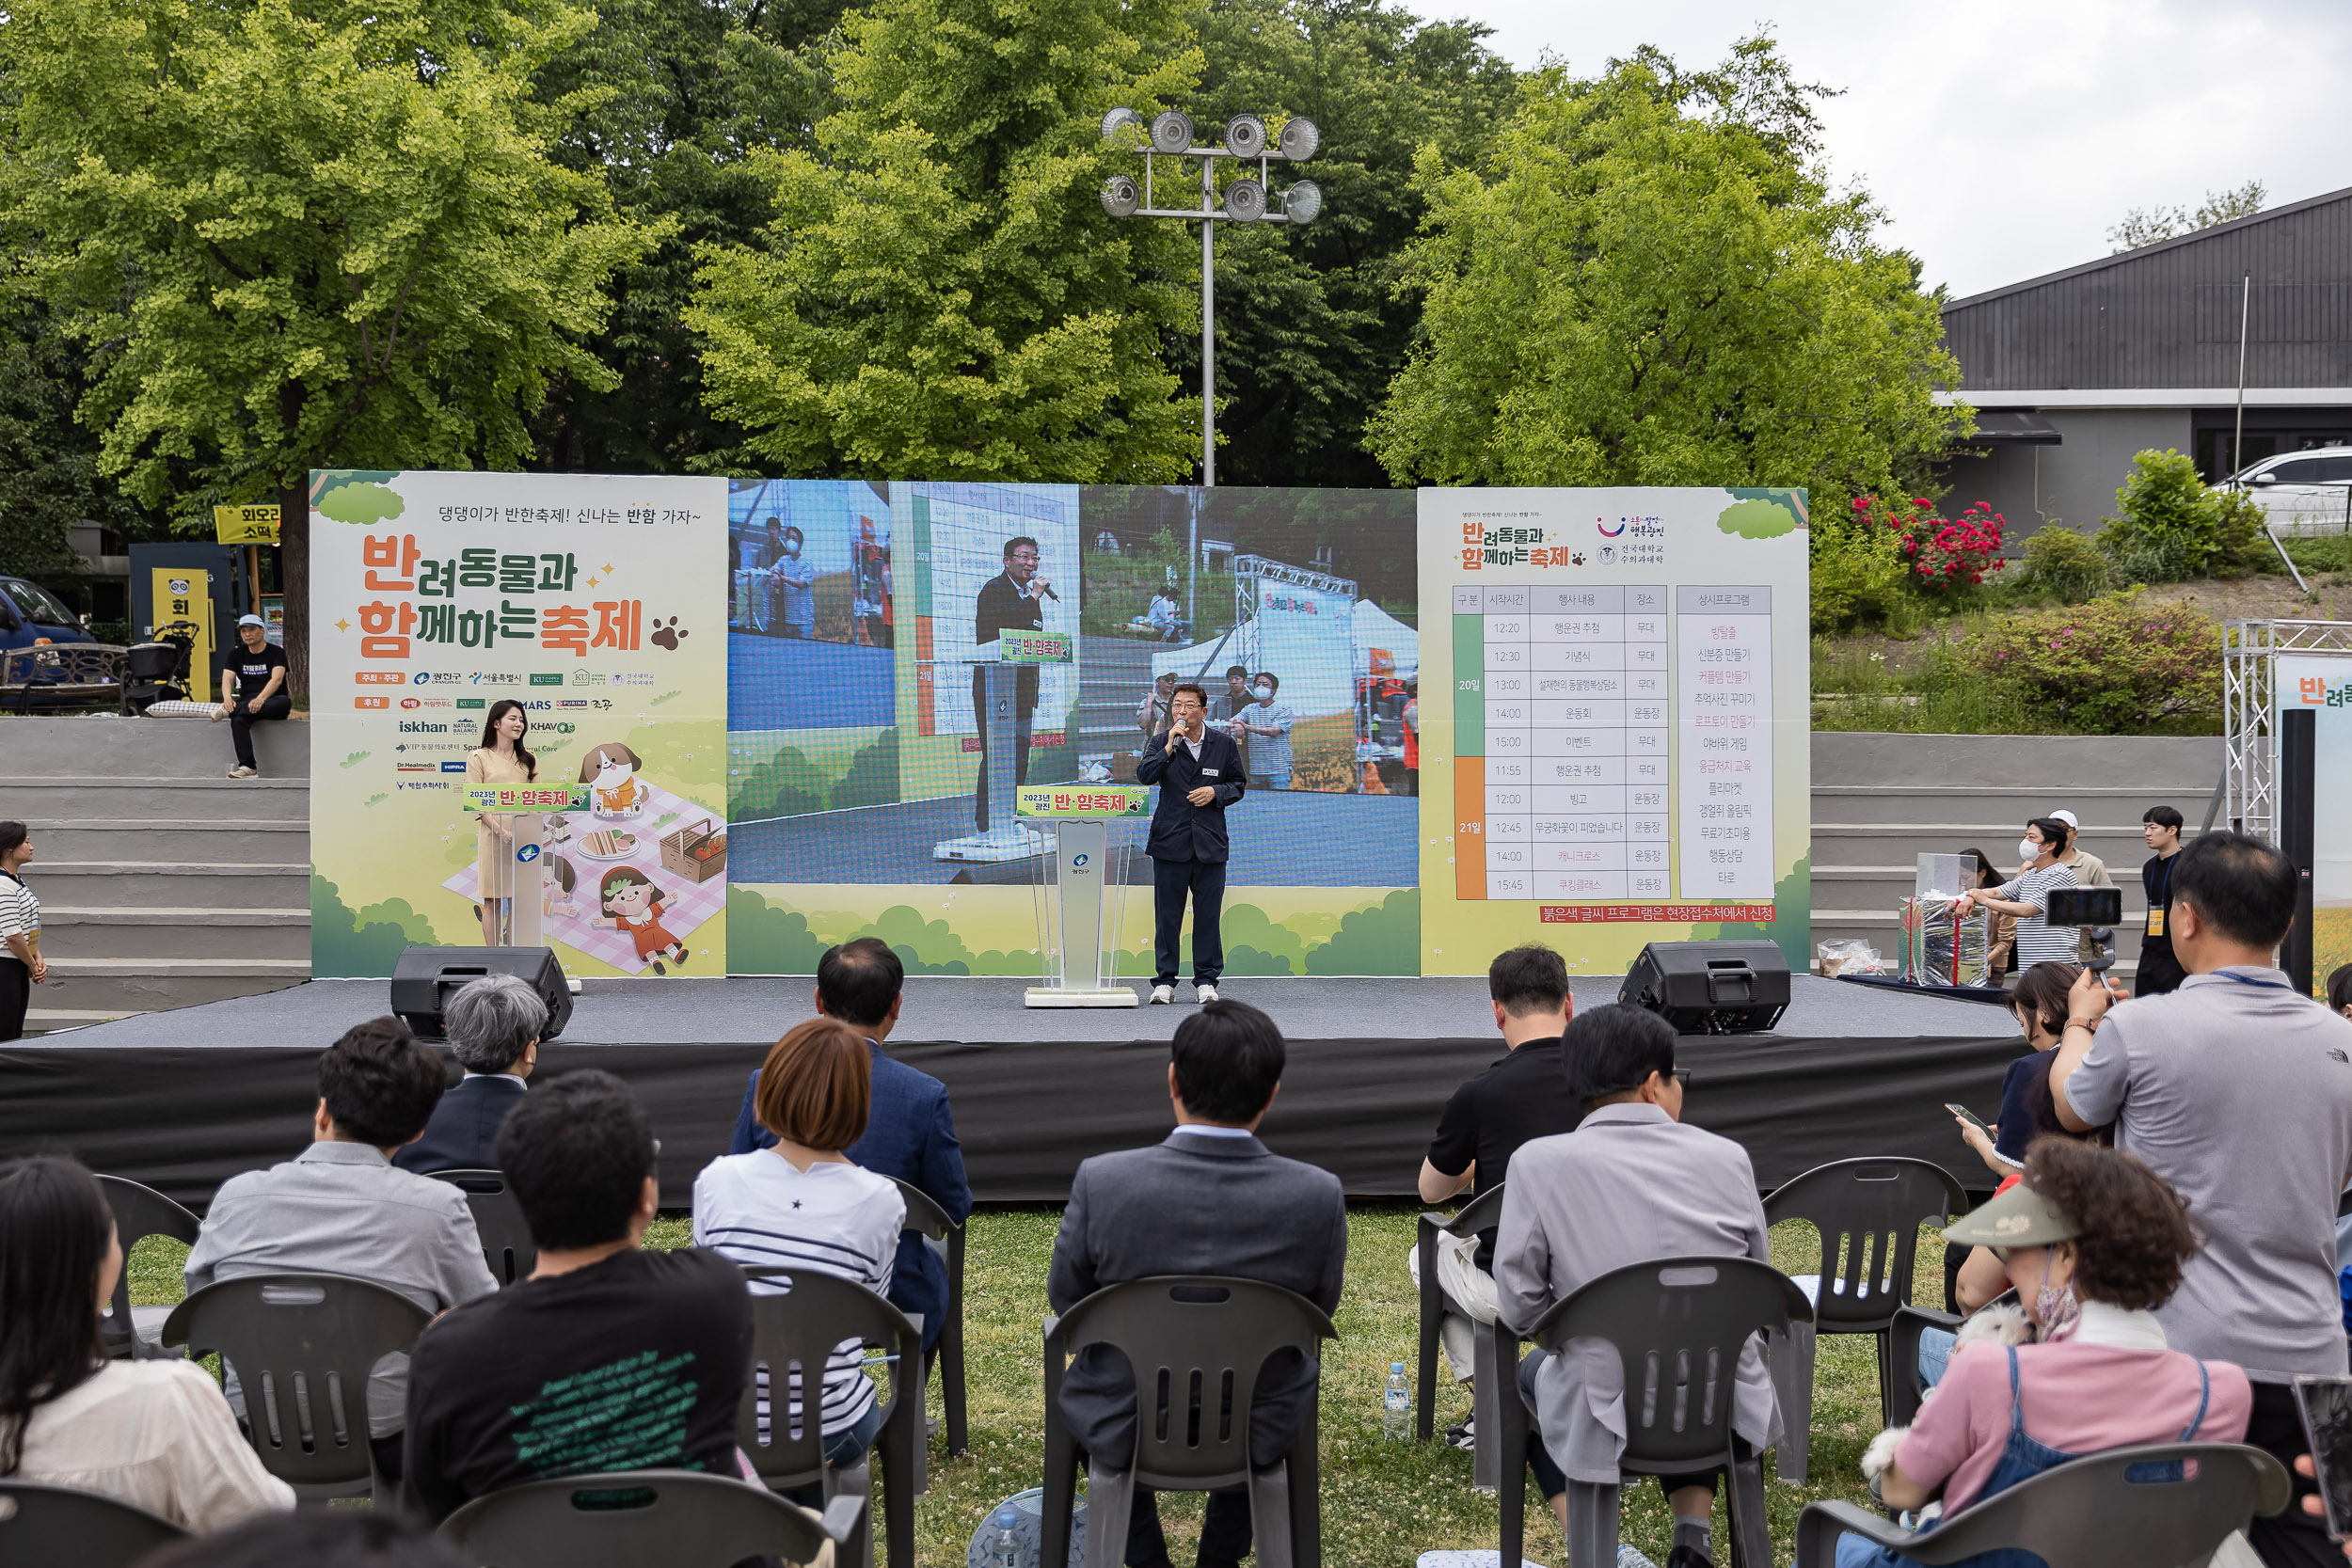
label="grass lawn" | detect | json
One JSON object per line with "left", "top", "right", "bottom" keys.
{"left": 128, "top": 1206, "right": 1946, "bottom": 1567}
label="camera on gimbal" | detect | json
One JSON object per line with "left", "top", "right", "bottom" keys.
{"left": 2044, "top": 886, "right": 2125, "bottom": 974}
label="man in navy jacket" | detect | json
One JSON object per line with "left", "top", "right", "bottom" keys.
{"left": 1136, "top": 682, "right": 1247, "bottom": 1006}
{"left": 727, "top": 938, "right": 972, "bottom": 1353}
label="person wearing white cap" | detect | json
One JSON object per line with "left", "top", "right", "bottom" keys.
{"left": 216, "top": 614, "right": 288, "bottom": 779}
{"left": 2043, "top": 809, "right": 2114, "bottom": 966}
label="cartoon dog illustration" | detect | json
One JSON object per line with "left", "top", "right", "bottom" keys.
{"left": 578, "top": 741, "right": 646, "bottom": 818}
{"left": 591, "top": 864, "right": 687, "bottom": 974}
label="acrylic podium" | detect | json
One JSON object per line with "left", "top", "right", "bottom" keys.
{"left": 931, "top": 631, "right": 1072, "bottom": 864}
{"left": 465, "top": 782, "right": 586, "bottom": 946}
{"left": 1018, "top": 784, "right": 1147, "bottom": 1007}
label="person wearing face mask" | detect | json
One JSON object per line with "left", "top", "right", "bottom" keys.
{"left": 1952, "top": 818, "right": 2078, "bottom": 973}
{"left": 768, "top": 524, "right": 817, "bottom": 638}
{"left": 1239, "top": 671, "right": 1295, "bottom": 791}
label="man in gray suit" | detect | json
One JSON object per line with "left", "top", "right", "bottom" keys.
{"left": 1492, "top": 1003, "right": 1779, "bottom": 1568}
{"left": 1048, "top": 1000, "right": 1347, "bottom": 1568}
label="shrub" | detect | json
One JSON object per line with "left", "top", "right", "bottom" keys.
{"left": 2096, "top": 449, "right": 2267, "bottom": 581}
{"left": 1809, "top": 503, "right": 1915, "bottom": 632}
{"left": 2016, "top": 525, "right": 2110, "bottom": 603}
{"left": 1961, "top": 589, "right": 2221, "bottom": 734}
{"left": 1855, "top": 494, "right": 2007, "bottom": 594}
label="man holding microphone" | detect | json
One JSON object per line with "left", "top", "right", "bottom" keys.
{"left": 1137, "top": 683, "right": 1246, "bottom": 1006}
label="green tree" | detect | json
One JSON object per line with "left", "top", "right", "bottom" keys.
{"left": 0, "top": 292, "right": 145, "bottom": 579}
{"left": 686, "top": 0, "right": 1203, "bottom": 482}
{"left": 3, "top": 0, "right": 662, "bottom": 692}
{"left": 1366, "top": 38, "right": 1960, "bottom": 513}
{"left": 2107, "top": 180, "right": 2265, "bottom": 253}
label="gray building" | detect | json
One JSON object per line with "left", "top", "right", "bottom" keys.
{"left": 1937, "top": 184, "right": 2352, "bottom": 544}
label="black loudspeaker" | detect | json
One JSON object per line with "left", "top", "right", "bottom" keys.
{"left": 390, "top": 946, "right": 573, "bottom": 1042}
{"left": 1618, "top": 940, "right": 1790, "bottom": 1035}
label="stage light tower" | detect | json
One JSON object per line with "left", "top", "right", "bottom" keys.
{"left": 1099, "top": 106, "right": 1323, "bottom": 487}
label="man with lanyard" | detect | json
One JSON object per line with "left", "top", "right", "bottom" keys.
{"left": 970, "top": 536, "right": 1053, "bottom": 831}
{"left": 2136, "top": 805, "right": 2187, "bottom": 996}
{"left": 215, "top": 613, "right": 288, "bottom": 779}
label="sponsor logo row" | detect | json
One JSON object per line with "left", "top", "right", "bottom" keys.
{"left": 357, "top": 669, "right": 658, "bottom": 688}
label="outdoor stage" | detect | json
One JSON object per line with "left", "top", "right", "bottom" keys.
{"left": 0, "top": 974, "right": 2024, "bottom": 1211}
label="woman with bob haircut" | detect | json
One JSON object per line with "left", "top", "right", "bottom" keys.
{"left": 1839, "top": 1138, "right": 2251, "bottom": 1567}
{"left": 691, "top": 1016, "right": 905, "bottom": 1483}
{"left": 0, "top": 1155, "right": 293, "bottom": 1528}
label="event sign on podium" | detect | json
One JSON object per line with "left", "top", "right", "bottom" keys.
{"left": 1017, "top": 784, "right": 1147, "bottom": 1008}
{"left": 465, "top": 784, "right": 588, "bottom": 948}
{"left": 931, "top": 631, "right": 1073, "bottom": 864}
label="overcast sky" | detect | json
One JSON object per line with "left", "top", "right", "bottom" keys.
{"left": 1454, "top": 0, "right": 2352, "bottom": 300}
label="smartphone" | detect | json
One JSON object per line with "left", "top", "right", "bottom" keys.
{"left": 2045, "top": 886, "right": 2123, "bottom": 927}
{"left": 1945, "top": 1102, "right": 1990, "bottom": 1135}
{"left": 2296, "top": 1375, "right": 2352, "bottom": 1540}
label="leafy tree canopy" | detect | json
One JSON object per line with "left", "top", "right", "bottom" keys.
{"left": 2108, "top": 180, "right": 2265, "bottom": 254}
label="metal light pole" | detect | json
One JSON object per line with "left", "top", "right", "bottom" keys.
{"left": 1099, "top": 107, "right": 1324, "bottom": 489}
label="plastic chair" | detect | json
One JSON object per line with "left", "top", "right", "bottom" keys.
{"left": 889, "top": 1175, "right": 968, "bottom": 1455}
{"left": 1498, "top": 1257, "right": 1812, "bottom": 1568}
{"left": 736, "top": 1265, "right": 923, "bottom": 1568}
{"left": 95, "top": 1175, "right": 201, "bottom": 1360}
{"left": 1761, "top": 1157, "right": 1967, "bottom": 1483}
{"left": 1414, "top": 1182, "right": 1508, "bottom": 1489}
{"left": 1885, "top": 1304, "right": 1962, "bottom": 1427}
{"left": 1041, "top": 1275, "right": 1338, "bottom": 1568}
{"left": 437, "top": 1467, "right": 865, "bottom": 1567}
{"left": 1794, "top": 1441, "right": 2289, "bottom": 1567}
{"left": 425, "top": 1169, "right": 537, "bottom": 1286}
{"left": 0, "top": 1478, "right": 187, "bottom": 1566}
{"left": 161, "top": 1272, "right": 432, "bottom": 1503}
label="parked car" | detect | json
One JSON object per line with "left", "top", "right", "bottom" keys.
{"left": 0, "top": 576, "right": 94, "bottom": 652}
{"left": 2218, "top": 446, "right": 2352, "bottom": 536}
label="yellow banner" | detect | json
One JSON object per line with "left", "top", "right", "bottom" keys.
{"left": 214, "top": 504, "right": 281, "bottom": 545}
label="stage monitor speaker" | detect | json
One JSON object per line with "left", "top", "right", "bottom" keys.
{"left": 390, "top": 946, "right": 572, "bottom": 1042}
{"left": 1618, "top": 940, "right": 1789, "bottom": 1035}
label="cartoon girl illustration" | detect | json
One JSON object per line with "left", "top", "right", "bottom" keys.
{"left": 592, "top": 865, "right": 688, "bottom": 974}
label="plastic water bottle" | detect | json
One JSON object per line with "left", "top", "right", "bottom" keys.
{"left": 990, "top": 1504, "right": 1022, "bottom": 1568}
{"left": 1381, "top": 1361, "right": 1410, "bottom": 1438}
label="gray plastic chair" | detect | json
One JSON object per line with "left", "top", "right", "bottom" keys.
{"left": 1762, "top": 1156, "right": 1967, "bottom": 1483}
{"left": 161, "top": 1272, "right": 431, "bottom": 1503}
{"left": 1415, "top": 1182, "right": 1508, "bottom": 1488}
{"left": 1886, "top": 1303, "right": 1962, "bottom": 1428}
{"left": 1795, "top": 1441, "right": 2289, "bottom": 1567}
{"left": 425, "top": 1169, "right": 538, "bottom": 1286}
{"left": 888, "top": 1175, "right": 968, "bottom": 1456}
{"left": 0, "top": 1478, "right": 187, "bottom": 1565}
{"left": 1041, "top": 1275, "right": 1338, "bottom": 1568}
{"left": 1499, "top": 1257, "right": 1813, "bottom": 1568}
{"left": 737, "top": 1265, "right": 923, "bottom": 1568}
{"left": 437, "top": 1467, "right": 865, "bottom": 1567}
{"left": 95, "top": 1174, "right": 201, "bottom": 1360}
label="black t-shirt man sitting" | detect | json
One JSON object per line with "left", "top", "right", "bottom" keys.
{"left": 216, "top": 614, "right": 288, "bottom": 779}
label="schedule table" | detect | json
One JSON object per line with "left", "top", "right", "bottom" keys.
{"left": 1450, "top": 583, "right": 1775, "bottom": 902}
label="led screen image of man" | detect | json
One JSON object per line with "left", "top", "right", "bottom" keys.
{"left": 971, "top": 535, "right": 1055, "bottom": 830}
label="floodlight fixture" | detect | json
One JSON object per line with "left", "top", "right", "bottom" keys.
{"left": 1222, "top": 114, "right": 1267, "bottom": 157}
{"left": 1223, "top": 178, "right": 1267, "bottom": 222}
{"left": 1278, "top": 116, "right": 1320, "bottom": 162}
{"left": 1280, "top": 179, "right": 1322, "bottom": 226}
{"left": 1101, "top": 107, "right": 1145, "bottom": 144}
{"left": 1100, "top": 174, "right": 1140, "bottom": 218}
{"left": 1150, "top": 110, "right": 1195, "bottom": 154}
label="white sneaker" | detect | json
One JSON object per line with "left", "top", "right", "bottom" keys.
{"left": 228, "top": 765, "right": 258, "bottom": 779}
{"left": 1195, "top": 983, "right": 1219, "bottom": 1004}
{"left": 1150, "top": 985, "right": 1174, "bottom": 1005}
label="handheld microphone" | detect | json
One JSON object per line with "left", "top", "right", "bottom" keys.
{"left": 1038, "top": 582, "right": 1059, "bottom": 601}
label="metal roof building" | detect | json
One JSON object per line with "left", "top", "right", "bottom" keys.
{"left": 1938, "top": 183, "right": 2352, "bottom": 541}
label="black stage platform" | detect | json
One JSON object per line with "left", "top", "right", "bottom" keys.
{"left": 0, "top": 975, "right": 2023, "bottom": 1211}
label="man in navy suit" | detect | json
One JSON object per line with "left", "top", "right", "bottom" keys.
{"left": 727, "top": 937, "right": 973, "bottom": 1354}
{"left": 393, "top": 974, "right": 544, "bottom": 1175}
{"left": 1136, "top": 682, "right": 1246, "bottom": 1006}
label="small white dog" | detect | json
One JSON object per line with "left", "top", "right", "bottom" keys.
{"left": 1860, "top": 1304, "right": 2035, "bottom": 1494}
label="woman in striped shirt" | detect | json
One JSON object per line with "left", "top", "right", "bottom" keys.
{"left": 692, "top": 1017, "right": 904, "bottom": 1481}
{"left": 1956, "top": 817, "right": 2081, "bottom": 972}
{"left": 0, "top": 822, "right": 43, "bottom": 1042}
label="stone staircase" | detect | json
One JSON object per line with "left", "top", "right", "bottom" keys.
{"left": 1807, "top": 733, "right": 2224, "bottom": 978}
{"left": 2, "top": 717, "right": 310, "bottom": 1033}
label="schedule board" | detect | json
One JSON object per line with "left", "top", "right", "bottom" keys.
{"left": 1417, "top": 489, "right": 1810, "bottom": 977}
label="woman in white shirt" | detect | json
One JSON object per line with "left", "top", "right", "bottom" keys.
{"left": 693, "top": 1017, "right": 904, "bottom": 1486}
{"left": 0, "top": 1156, "right": 293, "bottom": 1529}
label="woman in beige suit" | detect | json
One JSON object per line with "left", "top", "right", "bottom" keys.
{"left": 467, "top": 700, "right": 535, "bottom": 944}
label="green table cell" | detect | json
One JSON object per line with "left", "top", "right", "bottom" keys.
{"left": 1452, "top": 612, "right": 1485, "bottom": 757}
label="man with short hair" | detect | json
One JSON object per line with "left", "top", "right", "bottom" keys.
{"left": 2053, "top": 829, "right": 2352, "bottom": 1568}
{"left": 2048, "top": 807, "right": 2114, "bottom": 964}
{"left": 1411, "top": 944, "right": 1581, "bottom": 1449}
{"left": 215, "top": 613, "right": 287, "bottom": 780}
{"left": 1138, "top": 683, "right": 1247, "bottom": 1006}
{"left": 405, "top": 1070, "right": 752, "bottom": 1525}
{"left": 725, "top": 937, "right": 972, "bottom": 1354}
{"left": 393, "top": 973, "right": 547, "bottom": 1175}
{"left": 1049, "top": 1000, "right": 1344, "bottom": 1568}
{"left": 1493, "top": 1004, "right": 1779, "bottom": 1568}
{"left": 971, "top": 534, "right": 1054, "bottom": 829}
{"left": 186, "top": 1017, "right": 497, "bottom": 1480}
{"left": 1238, "top": 672, "right": 1295, "bottom": 791}
{"left": 2134, "top": 804, "right": 2188, "bottom": 997}
{"left": 1211, "top": 663, "right": 1255, "bottom": 771}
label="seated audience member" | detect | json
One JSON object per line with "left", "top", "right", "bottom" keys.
{"left": 1412, "top": 943, "right": 1580, "bottom": 1449}
{"left": 1847, "top": 1139, "right": 2251, "bottom": 1568}
{"left": 2329, "top": 961, "right": 2352, "bottom": 1022}
{"left": 140, "top": 1512, "right": 459, "bottom": 1568}
{"left": 2052, "top": 829, "right": 2352, "bottom": 1568}
{"left": 727, "top": 937, "right": 971, "bottom": 1355}
{"left": 1952, "top": 819, "right": 2079, "bottom": 973}
{"left": 1952, "top": 962, "right": 2083, "bottom": 1182}
{"left": 1049, "top": 1000, "right": 1345, "bottom": 1568}
{"left": 185, "top": 1018, "right": 495, "bottom": 1478}
{"left": 0, "top": 1155, "right": 294, "bottom": 1528}
{"left": 1493, "top": 1004, "right": 1776, "bottom": 1568}
{"left": 695, "top": 1017, "right": 904, "bottom": 1489}
{"left": 391, "top": 974, "right": 546, "bottom": 1175}
{"left": 405, "top": 1070, "right": 750, "bottom": 1525}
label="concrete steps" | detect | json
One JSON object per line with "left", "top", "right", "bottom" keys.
{"left": 15, "top": 818, "right": 310, "bottom": 860}
{"left": 28, "top": 862, "right": 309, "bottom": 906}
{"left": 35, "top": 957, "right": 311, "bottom": 1011}
{"left": 39, "top": 907, "right": 310, "bottom": 960}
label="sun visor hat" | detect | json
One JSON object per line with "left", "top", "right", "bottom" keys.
{"left": 1943, "top": 1181, "right": 2078, "bottom": 1249}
